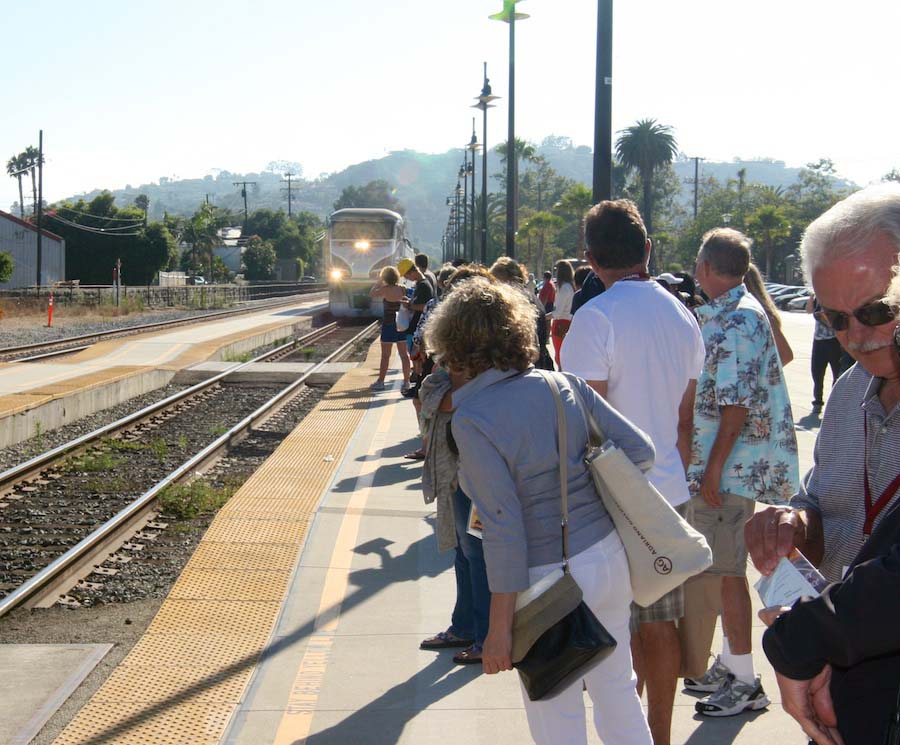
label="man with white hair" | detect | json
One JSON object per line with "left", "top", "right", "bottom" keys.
{"left": 746, "top": 184, "right": 900, "bottom": 744}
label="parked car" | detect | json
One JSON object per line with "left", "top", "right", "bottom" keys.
{"left": 189, "top": 276, "right": 207, "bottom": 285}
{"left": 787, "top": 295, "right": 811, "bottom": 311}
{"left": 300, "top": 276, "right": 317, "bottom": 283}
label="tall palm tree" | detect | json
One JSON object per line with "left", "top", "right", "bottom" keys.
{"left": 614, "top": 119, "right": 678, "bottom": 239}
{"left": 747, "top": 203, "right": 790, "bottom": 279}
{"left": 22, "top": 146, "right": 41, "bottom": 215}
{"left": 6, "top": 154, "right": 26, "bottom": 217}
{"left": 520, "top": 211, "right": 564, "bottom": 275}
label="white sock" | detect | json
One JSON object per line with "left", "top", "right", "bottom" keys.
{"left": 721, "top": 634, "right": 731, "bottom": 660}
{"left": 727, "top": 653, "right": 756, "bottom": 685}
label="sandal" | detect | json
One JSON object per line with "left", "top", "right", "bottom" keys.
{"left": 453, "top": 643, "right": 483, "bottom": 665}
{"left": 403, "top": 449, "right": 426, "bottom": 460}
{"left": 419, "top": 631, "right": 474, "bottom": 650}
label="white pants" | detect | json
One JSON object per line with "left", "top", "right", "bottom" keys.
{"left": 521, "top": 532, "right": 652, "bottom": 745}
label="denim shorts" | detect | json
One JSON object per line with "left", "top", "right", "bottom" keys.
{"left": 380, "top": 321, "right": 406, "bottom": 343}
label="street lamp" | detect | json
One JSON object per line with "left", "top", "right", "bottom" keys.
{"left": 472, "top": 62, "right": 499, "bottom": 264}
{"left": 459, "top": 164, "right": 468, "bottom": 260}
{"left": 490, "top": 0, "right": 529, "bottom": 259}
{"left": 466, "top": 120, "right": 481, "bottom": 262}
{"left": 455, "top": 180, "right": 464, "bottom": 258}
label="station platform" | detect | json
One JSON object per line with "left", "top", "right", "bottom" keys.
{"left": 0, "top": 296, "right": 326, "bottom": 448}
{"left": 46, "top": 313, "right": 824, "bottom": 745}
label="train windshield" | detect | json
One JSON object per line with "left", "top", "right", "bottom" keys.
{"left": 331, "top": 221, "right": 396, "bottom": 241}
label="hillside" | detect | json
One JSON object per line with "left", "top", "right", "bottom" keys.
{"left": 67, "top": 140, "right": 856, "bottom": 253}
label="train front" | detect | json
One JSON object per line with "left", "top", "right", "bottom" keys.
{"left": 327, "top": 210, "right": 404, "bottom": 318}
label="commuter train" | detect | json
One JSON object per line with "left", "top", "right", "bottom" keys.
{"left": 325, "top": 208, "right": 414, "bottom": 318}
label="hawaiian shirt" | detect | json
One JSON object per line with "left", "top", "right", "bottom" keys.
{"left": 688, "top": 284, "right": 799, "bottom": 505}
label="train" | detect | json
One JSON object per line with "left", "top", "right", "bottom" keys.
{"left": 324, "top": 208, "right": 414, "bottom": 318}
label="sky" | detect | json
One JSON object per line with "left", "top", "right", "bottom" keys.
{"left": 3, "top": 0, "right": 900, "bottom": 212}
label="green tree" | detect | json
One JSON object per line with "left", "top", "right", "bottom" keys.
{"left": 6, "top": 154, "right": 26, "bottom": 217}
{"left": 182, "top": 203, "right": 220, "bottom": 275}
{"left": 134, "top": 194, "right": 150, "bottom": 226}
{"left": 0, "top": 251, "right": 13, "bottom": 283}
{"left": 615, "top": 119, "right": 678, "bottom": 242}
{"left": 243, "top": 237, "right": 277, "bottom": 280}
{"left": 747, "top": 204, "right": 791, "bottom": 279}
{"left": 519, "top": 211, "right": 565, "bottom": 275}
{"left": 883, "top": 168, "right": 900, "bottom": 183}
{"left": 141, "top": 223, "right": 178, "bottom": 281}
{"left": 333, "top": 180, "right": 403, "bottom": 213}
{"left": 554, "top": 183, "right": 593, "bottom": 252}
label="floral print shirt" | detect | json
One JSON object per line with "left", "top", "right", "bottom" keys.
{"left": 688, "top": 284, "right": 799, "bottom": 504}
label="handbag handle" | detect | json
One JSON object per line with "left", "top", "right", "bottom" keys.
{"left": 537, "top": 370, "right": 571, "bottom": 568}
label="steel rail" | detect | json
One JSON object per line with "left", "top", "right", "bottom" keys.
{"left": 0, "top": 321, "right": 375, "bottom": 618}
{"left": 0, "top": 322, "right": 338, "bottom": 492}
{"left": 0, "top": 288, "right": 327, "bottom": 358}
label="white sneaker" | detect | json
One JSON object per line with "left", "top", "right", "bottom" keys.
{"left": 695, "top": 674, "right": 770, "bottom": 717}
{"left": 684, "top": 655, "right": 731, "bottom": 693}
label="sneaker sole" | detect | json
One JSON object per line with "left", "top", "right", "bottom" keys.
{"left": 684, "top": 681, "right": 725, "bottom": 693}
{"left": 695, "top": 695, "right": 770, "bottom": 717}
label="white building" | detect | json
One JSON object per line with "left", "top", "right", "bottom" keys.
{"left": 0, "top": 210, "right": 66, "bottom": 288}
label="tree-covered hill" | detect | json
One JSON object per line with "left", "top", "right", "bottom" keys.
{"left": 64, "top": 138, "right": 856, "bottom": 255}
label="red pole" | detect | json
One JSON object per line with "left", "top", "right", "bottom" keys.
{"left": 47, "top": 292, "right": 54, "bottom": 327}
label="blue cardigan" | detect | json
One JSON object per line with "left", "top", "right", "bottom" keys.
{"left": 452, "top": 367, "right": 655, "bottom": 592}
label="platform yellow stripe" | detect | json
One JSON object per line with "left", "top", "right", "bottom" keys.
{"left": 52, "top": 341, "right": 381, "bottom": 745}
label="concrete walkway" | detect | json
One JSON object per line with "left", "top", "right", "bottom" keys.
{"left": 222, "top": 311, "right": 824, "bottom": 745}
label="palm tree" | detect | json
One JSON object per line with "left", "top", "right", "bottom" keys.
{"left": 22, "top": 146, "right": 41, "bottom": 215}
{"left": 6, "top": 154, "right": 26, "bottom": 217}
{"left": 520, "top": 211, "right": 564, "bottom": 275}
{"left": 747, "top": 204, "right": 790, "bottom": 279}
{"left": 614, "top": 119, "right": 678, "bottom": 239}
{"left": 554, "top": 183, "right": 593, "bottom": 253}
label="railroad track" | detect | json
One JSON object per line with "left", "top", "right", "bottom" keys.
{"left": 0, "top": 321, "right": 376, "bottom": 617}
{"left": 0, "top": 288, "right": 328, "bottom": 362}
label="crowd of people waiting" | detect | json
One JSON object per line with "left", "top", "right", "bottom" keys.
{"left": 366, "top": 183, "right": 900, "bottom": 745}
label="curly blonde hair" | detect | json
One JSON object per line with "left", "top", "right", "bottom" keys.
{"left": 423, "top": 276, "right": 538, "bottom": 377}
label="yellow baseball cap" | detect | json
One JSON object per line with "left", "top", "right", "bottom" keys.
{"left": 397, "top": 258, "right": 415, "bottom": 276}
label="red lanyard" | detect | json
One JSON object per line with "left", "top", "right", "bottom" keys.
{"left": 863, "top": 415, "right": 900, "bottom": 535}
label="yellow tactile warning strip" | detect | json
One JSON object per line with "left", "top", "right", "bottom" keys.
{"left": 52, "top": 341, "right": 381, "bottom": 745}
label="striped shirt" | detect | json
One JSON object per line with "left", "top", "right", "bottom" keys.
{"left": 792, "top": 364, "right": 900, "bottom": 582}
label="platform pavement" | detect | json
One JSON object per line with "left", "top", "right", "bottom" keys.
{"left": 222, "top": 312, "right": 824, "bottom": 745}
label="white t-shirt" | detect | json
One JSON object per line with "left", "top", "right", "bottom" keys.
{"left": 553, "top": 282, "right": 575, "bottom": 321}
{"left": 560, "top": 279, "right": 705, "bottom": 506}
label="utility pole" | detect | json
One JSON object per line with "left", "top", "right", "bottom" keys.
{"left": 36, "top": 130, "right": 44, "bottom": 287}
{"left": 593, "top": 0, "right": 613, "bottom": 203}
{"left": 684, "top": 157, "right": 703, "bottom": 219}
{"left": 232, "top": 181, "right": 256, "bottom": 225}
{"left": 281, "top": 173, "right": 296, "bottom": 217}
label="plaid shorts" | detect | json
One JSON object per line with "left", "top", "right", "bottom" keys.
{"left": 630, "top": 583, "right": 685, "bottom": 631}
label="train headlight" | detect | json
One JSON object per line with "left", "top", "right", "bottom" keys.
{"left": 329, "top": 269, "right": 344, "bottom": 282}
{"left": 353, "top": 240, "right": 370, "bottom": 251}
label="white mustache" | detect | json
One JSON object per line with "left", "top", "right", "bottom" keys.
{"left": 846, "top": 339, "right": 892, "bottom": 353}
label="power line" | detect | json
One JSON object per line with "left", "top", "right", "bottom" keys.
{"left": 56, "top": 205, "right": 144, "bottom": 223}
{"left": 46, "top": 213, "right": 142, "bottom": 236}
{"left": 281, "top": 173, "right": 296, "bottom": 217}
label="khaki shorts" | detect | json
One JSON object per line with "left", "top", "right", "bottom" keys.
{"left": 678, "top": 573, "right": 723, "bottom": 678}
{"left": 689, "top": 493, "right": 755, "bottom": 577}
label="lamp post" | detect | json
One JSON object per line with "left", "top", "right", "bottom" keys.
{"left": 472, "top": 63, "right": 499, "bottom": 264}
{"left": 455, "top": 181, "right": 464, "bottom": 258}
{"left": 459, "top": 164, "right": 468, "bottom": 260}
{"left": 490, "top": 0, "right": 528, "bottom": 259}
{"left": 593, "top": 0, "right": 613, "bottom": 202}
{"left": 466, "top": 120, "right": 480, "bottom": 262}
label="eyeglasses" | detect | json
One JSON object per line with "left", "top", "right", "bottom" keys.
{"left": 819, "top": 299, "right": 896, "bottom": 331}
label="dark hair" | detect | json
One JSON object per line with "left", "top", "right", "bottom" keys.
{"left": 543, "top": 270, "right": 552, "bottom": 279}
{"left": 673, "top": 271, "right": 696, "bottom": 297}
{"left": 555, "top": 259, "right": 575, "bottom": 285}
{"left": 699, "top": 228, "right": 752, "bottom": 278}
{"left": 414, "top": 253, "right": 429, "bottom": 270}
{"left": 573, "top": 265, "right": 591, "bottom": 289}
{"left": 583, "top": 199, "right": 648, "bottom": 269}
{"left": 451, "top": 258, "right": 467, "bottom": 268}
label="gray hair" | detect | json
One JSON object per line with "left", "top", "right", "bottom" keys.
{"left": 887, "top": 262, "right": 900, "bottom": 309}
{"left": 801, "top": 183, "right": 900, "bottom": 283}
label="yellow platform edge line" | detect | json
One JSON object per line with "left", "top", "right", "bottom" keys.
{"left": 51, "top": 340, "right": 382, "bottom": 745}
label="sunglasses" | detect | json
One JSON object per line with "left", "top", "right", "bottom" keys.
{"left": 819, "top": 299, "right": 896, "bottom": 331}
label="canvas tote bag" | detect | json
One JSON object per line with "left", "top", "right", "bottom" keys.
{"left": 569, "top": 384, "right": 712, "bottom": 607}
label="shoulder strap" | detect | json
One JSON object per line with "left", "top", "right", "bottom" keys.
{"left": 536, "top": 370, "right": 570, "bottom": 566}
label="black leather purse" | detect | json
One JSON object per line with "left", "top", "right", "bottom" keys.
{"left": 511, "top": 371, "right": 617, "bottom": 701}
